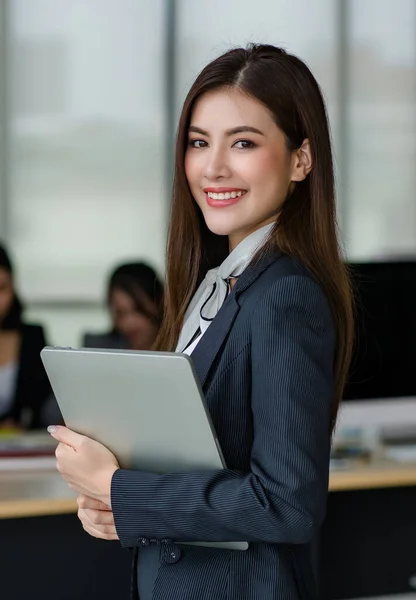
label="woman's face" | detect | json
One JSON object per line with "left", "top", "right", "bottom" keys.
{"left": 185, "top": 88, "right": 311, "bottom": 250}
{"left": 0, "top": 268, "right": 14, "bottom": 323}
{"left": 109, "top": 288, "right": 158, "bottom": 350}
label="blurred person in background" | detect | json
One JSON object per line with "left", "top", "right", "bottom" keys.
{"left": 82, "top": 262, "right": 163, "bottom": 351}
{"left": 0, "top": 243, "right": 52, "bottom": 430}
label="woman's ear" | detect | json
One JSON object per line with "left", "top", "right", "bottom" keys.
{"left": 290, "top": 138, "right": 312, "bottom": 182}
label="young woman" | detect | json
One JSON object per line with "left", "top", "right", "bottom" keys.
{"left": 0, "top": 243, "right": 52, "bottom": 429}
{"left": 49, "top": 44, "right": 354, "bottom": 599}
{"left": 82, "top": 262, "right": 163, "bottom": 351}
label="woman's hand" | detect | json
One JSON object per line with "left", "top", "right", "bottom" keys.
{"left": 77, "top": 494, "right": 119, "bottom": 540}
{"left": 48, "top": 425, "right": 119, "bottom": 507}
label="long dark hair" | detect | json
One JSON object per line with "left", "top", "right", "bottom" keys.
{"left": 156, "top": 44, "right": 354, "bottom": 429}
{"left": 0, "top": 243, "right": 23, "bottom": 330}
{"left": 108, "top": 262, "right": 164, "bottom": 329}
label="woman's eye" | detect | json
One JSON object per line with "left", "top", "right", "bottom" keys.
{"left": 234, "top": 139, "right": 255, "bottom": 149}
{"left": 189, "top": 139, "right": 208, "bottom": 148}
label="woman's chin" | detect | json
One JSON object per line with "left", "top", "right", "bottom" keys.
{"left": 203, "top": 217, "right": 241, "bottom": 238}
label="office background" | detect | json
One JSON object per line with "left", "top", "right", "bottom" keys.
{"left": 2, "top": 5, "right": 416, "bottom": 600}
{"left": 0, "top": 0, "right": 415, "bottom": 347}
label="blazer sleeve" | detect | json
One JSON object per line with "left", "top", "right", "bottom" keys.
{"left": 111, "top": 275, "right": 336, "bottom": 548}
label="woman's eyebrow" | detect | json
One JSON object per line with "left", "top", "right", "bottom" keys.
{"left": 226, "top": 126, "right": 264, "bottom": 136}
{"left": 188, "top": 125, "right": 265, "bottom": 136}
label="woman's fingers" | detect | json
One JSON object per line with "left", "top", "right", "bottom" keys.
{"left": 81, "top": 521, "right": 119, "bottom": 541}
{"left": 77, "top": 506, "right": 119, "bottom": 541}
{"left": 77, "top": 494, "right": 111, "bottom": 511}
{"left": 79, "top": 507, "right": 115, "bottom": 526}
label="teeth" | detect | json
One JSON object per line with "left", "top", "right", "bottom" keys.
{"left": 207, "top": 191, "right": 244, "bottom": 200}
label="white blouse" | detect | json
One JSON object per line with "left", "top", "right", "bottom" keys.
{"left": 0, "top": 361, "right": 18, "bottom": 416}
{"left": 176, "top": 223, "right": 275, "bottom": 355}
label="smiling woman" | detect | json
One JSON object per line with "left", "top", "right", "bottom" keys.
{"left": 51, "top": 44, "right": 354, "bottom": 600}
{"left": 185, "top": 88, "right": 312, "bottom": 249}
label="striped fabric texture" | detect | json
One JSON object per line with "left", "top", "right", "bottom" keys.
{"left": 111, "top": 253, "right": 336, "bottom": 600}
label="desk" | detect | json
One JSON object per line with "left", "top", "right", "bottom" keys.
{"left": 2, "top": 460, "right": 416, "bottom": 520}
{"left": 0, "top": 470, "right": 77, "bottom": 519}
{"left": 321, "top": 461, "right": 416, "bottom": 600}
{"left": 329, "top": 460, "right": 416, "bottom": 492}
{"left": 0, "top": 467, "right": 131, "bottom": 600}
{"left": 1, "top": 462, "right": 416, "bottom": 600}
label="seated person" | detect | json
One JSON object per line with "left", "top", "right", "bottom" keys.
{"left": 0, "top": 244, "right": 52, "bottom": 430}
{"left": 83, "top": 262, "right": 163, "bottom": 351}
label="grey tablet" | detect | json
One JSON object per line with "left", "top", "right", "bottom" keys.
{"left": 40, "top": 346, "right": 248, "bottom": 551}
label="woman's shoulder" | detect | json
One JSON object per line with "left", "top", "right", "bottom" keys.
{"left": 263, "top": 254, "right": 311, "bottom": 280}
{"left": 19, "top": 322, "right": 47, "bottom": 345}
{"left": 240, "top": 254, "right": 333, "bottom": 320}
{"left": 242, "top": 253, "right": 321, "bottom": 298}
{"left": 16, "top": 323, "right": 47, "bottom": 361}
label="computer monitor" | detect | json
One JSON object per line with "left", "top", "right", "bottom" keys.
{"left": 343, "top": 261, "right": 416, "bottom": 401}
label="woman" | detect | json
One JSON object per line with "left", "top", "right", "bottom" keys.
{"left": 83, "top": 262, "right": 163, "bottom": 351}
{"left": 49, "top": 44, "right": 354, "bottom": 599}
{"left": 0, "top": 244, "right": 52, "bottom": 429}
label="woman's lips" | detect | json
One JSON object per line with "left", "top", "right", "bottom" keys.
{"left": 204, "top": 189, "right": 247, "bottom": 208}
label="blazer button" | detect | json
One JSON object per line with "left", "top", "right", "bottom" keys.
{"left": 162, "top": 543, "right": 181, "bottom": 564}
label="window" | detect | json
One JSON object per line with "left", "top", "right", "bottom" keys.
{"left": 175, "top": 0, "right": 339, "bottom": 176}
{"left": 9, "top": 0, "right": 166, "bottom": 304}
{"left": 346, "top": 0, "right": 416, "bottom": 259}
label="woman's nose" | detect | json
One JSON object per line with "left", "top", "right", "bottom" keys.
{"left": 202, "top": 147, "right": 231, "bottom": 180}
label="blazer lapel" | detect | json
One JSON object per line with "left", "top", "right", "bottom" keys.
{"left": 234, "top": 249, "right": 281, "bottom": 295}
{"left": 191, "top": 292, "right": 240, "bottom": 388}
{"left": 191, "top": 250, "right": 281, "bottom": 389}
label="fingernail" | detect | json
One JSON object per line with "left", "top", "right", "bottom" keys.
{"left": 47, "top": 425, "right": 57, "bottom": 434}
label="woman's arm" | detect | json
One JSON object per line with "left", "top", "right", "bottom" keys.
{"left": 111, "top": 275, "right": 336, "bottom": 549}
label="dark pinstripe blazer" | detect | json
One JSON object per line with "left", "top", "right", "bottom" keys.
{"left": 111, "top": 251, "right": 336, "bottom": 600}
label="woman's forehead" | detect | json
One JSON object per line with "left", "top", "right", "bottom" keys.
{"left": 190, "top": 88, "right": 276, "bottom": 134}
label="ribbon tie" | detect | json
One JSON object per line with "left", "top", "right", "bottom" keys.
{"left": 176, "top": 223, "right": 274, "bottom": 352}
